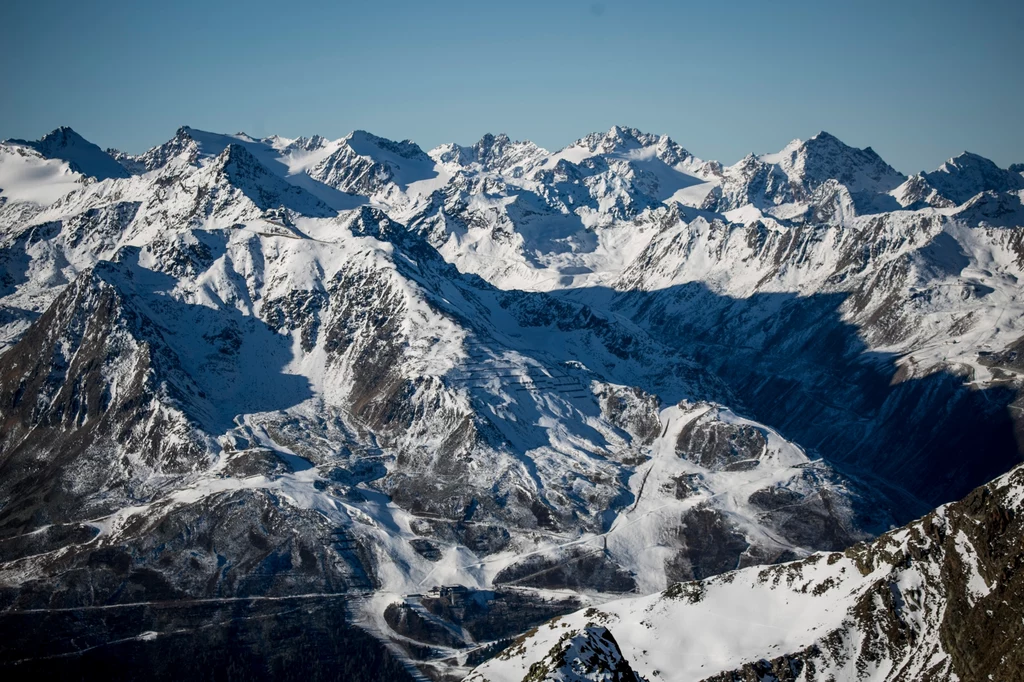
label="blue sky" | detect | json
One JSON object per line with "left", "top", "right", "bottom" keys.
{"left": 2, "top": 0, "right": 1021, "bottom": 173}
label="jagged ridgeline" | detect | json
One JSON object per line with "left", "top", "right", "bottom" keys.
{"left": 0, "top": 124, "right": 1022, "bottom": 680}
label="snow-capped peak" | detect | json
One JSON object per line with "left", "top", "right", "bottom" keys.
{"left": 567, "top": 125, "right": 694, "bottom": 165}
{"left": 891, "top": 172, "right": 955, "bottom": 209}
{"left": 295, "top": 130, "right": 443, "bottom": 199}
{"left": 429, "top": 133, "right": 548, "bottom": 176}
{"left": 769, "top": 130, "right": 906, "bottom": 195}
{"left": 427, "top": 141, "right": 469, "bottom": 166}
{"left": 343, "top": 130, "right": 430, "bottom": 162}
{"left": 578, "top": 125, "right": 663, "bottom": 153}
{"left": 5, "top": 126, "right": 129, "bottom": 180}
{"left": 130, "top": 125, "right": 204, "bottom": 171}
{"left": 471, "top": 132, "right": 527, "bottom": 168}
{"left": 923, "top": 151, "right": 1024, "bottom": 205}
{"left": 209, "top": 142, "right": 333, "bottom": 217}
{"left": 284, "top": 134, "right": 329, "bottom": 153}
{"left": 213, "top": 141, "right": 259, "bottom": 170}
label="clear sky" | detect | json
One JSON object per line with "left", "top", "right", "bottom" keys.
{"left": 2, "top": 0, "right": 1021, "bottom": 174}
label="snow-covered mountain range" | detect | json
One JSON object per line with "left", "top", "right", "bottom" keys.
{"left": 0, "top": 124, "right": 1022, "bottom": 680}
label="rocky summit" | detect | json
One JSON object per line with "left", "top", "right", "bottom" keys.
{"left": 1, "top": 125, "right": 1022, "bottom": 681}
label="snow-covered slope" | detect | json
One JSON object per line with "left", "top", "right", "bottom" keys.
{"left": 468, "top": 463, "right": 1024, "bottom": 682}
{"left": 6, "top": 127, "right": 129, "bottom": 182}
{"left": 0, "top": 143, "right": 85, "bottom": 206}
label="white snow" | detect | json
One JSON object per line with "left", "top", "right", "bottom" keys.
{"left": 954, "top": 529, "right": 992, "bottom": 605}
{"left": 0, "top": 144, "right": 85, "bottom": 205}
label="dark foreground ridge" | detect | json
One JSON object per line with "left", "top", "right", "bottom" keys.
{"left": 0, "top": 597, "right": 417, "bottom": 682}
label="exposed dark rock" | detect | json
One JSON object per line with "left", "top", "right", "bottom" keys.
{"left": 515, "top": 623, "right": 642, "bottom": 682}
{"left": 222, "top": 450, "right": 291, "bottom": 478}
{"left": 384, "top": 602, "right": 466, "bottom": 648}
{"left": 663, "top": 473, "right": 704, "bottom": 500}
{"left": 410, "top": 539, "right": 443, "bottom": 562}
{"left": 600, "top": 386, "right": 662, "bottom": 445}
{"left": 665, "top": 506, "right": 751, "bottom": 582}
{"left": 676, "top": 416, "right": 767, "bottom": 471}
{"left": 419, "top": 588, "right": 581, "bottom": 643}
{"left": 0, "top": 267, "right": 212, "bottom": 534}
{"left": 0, "top": 599, "right": 415, "bottom": 682}
{"left": 494, "top": 549, "right": 636, "bottom": 593}
{"left": 748, "top": 486, "right": 805, "bottom": 511}
{"left": 760, "top": 488, "right": 858, "bottom": 551}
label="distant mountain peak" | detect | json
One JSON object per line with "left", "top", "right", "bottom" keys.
{"left": 607, "top": 123, "right": 642, "bottom": 139}
{"left": 891, "top": 172, "right": 955, "bottom": 209}
{"left": 935, "top": 151, "right": 1019, "bottom": 178}
{"left": 5, "top": 126, "right": 130, "bottom": 181}
{"left": 802, "top": 130, "right": 876, "bottom": 157}
{"left": 216, "top": 142, "right": 256, "bottom": 167}
{"left": 925, "top": 151, "right": 1024, "bottom": 204}
{"left": 774, "top": 130, "right": 905, "bottom": 195}
{"left": 809, "top": 130, "right": 839, "bottom": 142}
{"left": 344, "top": 130, "right": 429, "bottom": 161}
{"left": 472, "top": 132, "right": 509, "bottom": 160}
{"left": 474, "top": 131, "right": 511, "bottom": 152}
{"left": 130, "top": 126, "right": 203, "bottom": 172}
{"left": 427, "top": 133, "right": 546, "bottom": 175}
{"left": 477, "top": 131, "right": 509, "bottom": 143}
{"left": 948, "top": 150, "right": 992, "bottom": 164}
{"left": 38, "top": 126, "right": 87, "bottom": 145}
{"left": 575, "top": 125, "right": 669, "bottom": 154}
{"left": 288, "top": 134, "right": 329, "bottom": 152}
{"left": 472, "top": 132, "right": 541, "bottom": 165}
